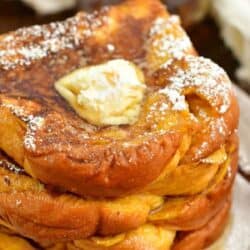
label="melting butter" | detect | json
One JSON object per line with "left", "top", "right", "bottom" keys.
{"left": 55, "top": 59, "right": 146, "bottom": 126}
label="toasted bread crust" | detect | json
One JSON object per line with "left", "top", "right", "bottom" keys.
{"left": 0, "top": 1, "right": 239, "bottom": 249}
{"left": 0, "top": 0, "right": 239, "bottom": 197}
{"left": 0, "top": 199, "right": 231, "bottom": 250}
{"left": 150, "top": 146, "right": 237, "bottom": 231}
{"left": 172, "top": 198, "right": 231, "bottom": 250}
{"left": 0, "top": 142, "right": 237, "bottom": 243}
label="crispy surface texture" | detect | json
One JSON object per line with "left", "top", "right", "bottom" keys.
{"left": 0, "top": 0, "right": 239, "bottom": 197}
{"left": 0, "top": 0, "right": 240, "bottom": 249}
{"left": 172, "top": 198, "right": 231, "bottom": 250}
{"left": 0, "top": 137, "right": 237, "bottom": 243}
{"left": 0, "top": 199, "right": 231, "bottom": 250}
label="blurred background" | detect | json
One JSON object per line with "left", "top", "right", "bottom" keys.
{"left": 0, "top": 0, "right": 250, "bottom": 180}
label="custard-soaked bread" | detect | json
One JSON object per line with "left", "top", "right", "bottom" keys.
{"left": 46, "top": 200, "right": 231, "bottom": 250}
{"left": 0, "top": 136, "right": 237, "bottom": 244}
{"left": 0, "top": 232, "right": 35, "bottom": 250}
{"left": 0, "top": 0, "right": 239, "bottom": 197}
{"left": 0, "top": 200, "right": 231, "bottom": 250}
{"left": 0, "top": 0, "right": 240, "bottom": 248}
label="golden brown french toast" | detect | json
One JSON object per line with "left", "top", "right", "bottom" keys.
{"left": 0, "top": 0, "right": 239, "bottom": 198}
{"left": 0, "top": 134, "right": 237, "bottom": 244}
{"left": 0, "top": 200, "right": 231, "bottom": 250}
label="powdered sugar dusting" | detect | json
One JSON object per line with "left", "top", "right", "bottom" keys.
{"left": 159, "top": 88, "right": 188, "bottom": 111}
{"left": 209, "top": 117, "right": 227, "bottom": 141}
{"left": 159, "top": 56, "right": 232, "bottom": 113}
{"left": 159, "top": 102, "right": 169, "bottom": 112}
{"left": 1, "top": 103, "right": 28, "bottom": 120}
{"left": 24, "top": 116, "right": 44, "bottom": 151}
{"left": 148, "top": 16, "right": 193, "bottom": 66}
{"left": 196, "top": 141, "right": 208, "bottom": 157}
{"left": 2, "top": 103, "right": 44, "bottom": 151}
{"left": 107, "top": 43, "right": 115, "bottom": 53}
{"left": 0, "top": 11, "right": 107, "bottom": 70}
{"left": 0, "top": 159, "right": 23, "bottom": 174}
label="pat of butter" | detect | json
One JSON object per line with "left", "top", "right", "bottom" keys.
{"left": 55, "top": 59, "right": 146, "bottom": 126}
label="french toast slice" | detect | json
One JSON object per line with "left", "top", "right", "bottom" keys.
{"left": 0, "top": 0, "right": 181, "bottom": 197}
{"left": 0, "top": 137, "right": 237, "bottom": 244}
{"left": 0, "top": 0, "right": 239, "bottom": 198}
{"left": 0, "top": 199, "right": 231, "bottom": 250}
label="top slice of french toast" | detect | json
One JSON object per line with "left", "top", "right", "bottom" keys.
{"left": 0, "top": 0, "right": 238, "bottom": 197}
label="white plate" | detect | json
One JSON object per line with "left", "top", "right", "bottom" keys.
{"left": 234, "top": 85, "right": 250, "bottom": 175}
{"left": 208, "top": 175, "right": 250, "bottom": 250}
{"left": 208, "top": 85, "right": 250, "bottom": 250}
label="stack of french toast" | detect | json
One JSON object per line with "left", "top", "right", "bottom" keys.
{"left": 0, "top": 0, "right": 239, "bottom": 249}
